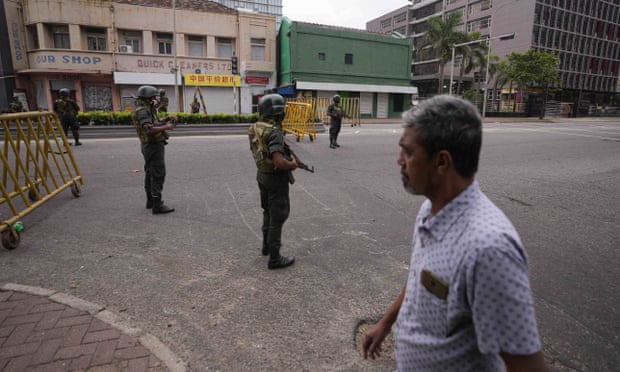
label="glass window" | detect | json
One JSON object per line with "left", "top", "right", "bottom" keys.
{"left": 51, "top": 25, "right": 70, "bottom": 49}
{"left": 28, "top": 26, "right": 39, "bottom": 49}
{"left": 86, "top": 28, "right": 106, "bottom": 51}
{"left": 217, "top": 37, "right": 234, "bottom": 58}
{"left": 250, "top": 38, "right": 265, "bottom": 61}
{"left": 318, "top": 52, "right": 326, "bottom": 61}
{"left": 157, "top": 33, "right": 173, "bottom": 55}
{"left": 188, "top": 35, "right": 205, "bottom": 57}
{"left": 122, "top": 30, "right": 142, "bottom": 53}
{"left": 345, "top": 53, "right": 353, "bottom": 65}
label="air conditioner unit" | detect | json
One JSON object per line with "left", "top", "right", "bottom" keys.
{"left": 119, "top": 45, "right": 133, "bottom": 53}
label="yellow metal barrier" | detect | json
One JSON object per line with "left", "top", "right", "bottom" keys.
{"left": 0, "top": 111, "right": 84, "bottom": 250}
{"left": 295, "top": 97, "right": 361, "bottom": 127}
{"left": 282, "top": 101, "right": 316, "bottom": 142}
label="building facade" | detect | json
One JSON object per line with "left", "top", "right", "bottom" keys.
{"left": 278, "top": 18, "right": 417, "bottom": 118}
{"left": 367, "top": 0, "right": 620, "bottom": 112}
{"left": 2, "top": 0, "right": 277, "bottom": 114}
{"left": 210, "top": 0, "right": 283, "bottom": 29}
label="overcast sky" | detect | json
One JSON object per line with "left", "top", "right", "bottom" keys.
{"left": 282, "top": 0, "right": 410, "bottom": 30}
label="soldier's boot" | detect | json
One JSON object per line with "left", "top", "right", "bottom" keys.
{"left": 152, "top": 196, "right": 175, "bottom": 214}
{"left": 146, "top": 193, "right": 154, "bottom": 209}
{"left": 73, "top": 130, "right": 82, "bottom": 146}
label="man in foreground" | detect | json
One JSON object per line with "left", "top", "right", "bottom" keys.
{"left": 363, "top": 95, "right": 548, "bottom": 371}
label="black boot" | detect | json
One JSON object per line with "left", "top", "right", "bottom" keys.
{"left": 73, "top": 130, "right": 82, "bottom": 146}
{"left": 268, "top": 255, "right": 295, "bottom": 270}
{"left": 329, "top": 135, "right": 336, "bottom": 149}
{"left": 152, "top": 196, "right": 174, "bottom": 214}
{"left": 146, "top": 194, "right": 154, "bottom": 209}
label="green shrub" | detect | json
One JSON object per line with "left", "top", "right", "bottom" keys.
{"left": 77, "top": 111, "right": 258, "bottom": 126}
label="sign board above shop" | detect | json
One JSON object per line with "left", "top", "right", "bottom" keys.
{"left": 184, "top": 74, "right": 240, "bottom": 87}
{"left": 245, "top": 76, "right": 269, "bottom": 85}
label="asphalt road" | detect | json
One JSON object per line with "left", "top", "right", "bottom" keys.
{"left": 1, "top": 119, "right": 618, "bottom": 371}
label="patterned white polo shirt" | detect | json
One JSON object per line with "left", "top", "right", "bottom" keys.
{"left": 394, "top": 181, "right": 542, "bottom": 371}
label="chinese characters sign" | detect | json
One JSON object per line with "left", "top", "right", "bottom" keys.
{"left": 184, "top": 74, "right": 240, "bottom": 87}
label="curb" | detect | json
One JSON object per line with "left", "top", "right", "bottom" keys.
{"left": 0, "top": 282, "right": 188, "bottom": 372}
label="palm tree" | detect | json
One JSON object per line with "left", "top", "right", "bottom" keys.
{"left": 419, "top": 13, "right": 466, "bottom": 94}
{"left": 455, "top": 32, "right": 485, "bottom": 95}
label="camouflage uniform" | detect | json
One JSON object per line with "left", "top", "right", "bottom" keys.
{"left": 157, "top": 95, "right": 169, "bottom": 113}
{"left": 132, "top": 99, "right": 171, "bottom": 213}
{"left": 327, "top": 100, "right": 344, "bottom": 148}
{"left": 53, "top": 96, "right": 81, "bottom": 145}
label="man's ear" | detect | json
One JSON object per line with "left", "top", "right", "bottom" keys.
{"left": 435, "top": 150, "right": 452, "bottom": 173}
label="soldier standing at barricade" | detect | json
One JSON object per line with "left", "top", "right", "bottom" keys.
{"left": 132, "top": 85, "right": 176, "bottom": 215}
{"left": 326, "top": 94, "right": 347, "bottom": 149}
{"left": 53, "top": 88, "right": 82, "bottom": 146}
{"left": 248, "top": 94, "right": 299, "bottom": 270}
{"left": 157, "top": 89, "right": 169, "bottom": 113}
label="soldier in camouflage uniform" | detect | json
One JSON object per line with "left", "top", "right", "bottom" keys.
{"left": 326, "top": 94, "right": 347, "bottom": 149}
{"left": 132, "top": 85, "right": 176, "bottom": 215}
{"left": 248, "top": 94, "right": 298, "bottom": 270}
{"left": 156, "top": 89, "right": 169, "bottom": 113}
{"left": 53, "top": 88, "right": 81, "bottom": 146}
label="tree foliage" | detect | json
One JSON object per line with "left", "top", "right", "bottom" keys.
{"left": 419, "top": 13, "right": 466, "bottom": 94}
{"left": 505, "top": 49, "right": 560, "bottom": 90}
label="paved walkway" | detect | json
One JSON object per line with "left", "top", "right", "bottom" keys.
{"left": 0, "top": 283, "right": 186, "bottom": 372}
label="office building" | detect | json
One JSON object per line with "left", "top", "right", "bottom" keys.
{"left": 367, "top": 0, "right": 620, "bottom": 113}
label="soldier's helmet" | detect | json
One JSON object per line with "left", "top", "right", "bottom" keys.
{"left": 258, "top": 94, "right": 286, "bottom": 119}
{"left": 59, "top": 88, "right": 70, "bottom": 97}
{"left": 137, "top": 85, "right": 160, "bottom": 99}
{"left": 159, "top": 89, "right": 166, "bottom": 96}
{"left": 332, "top": 94, "right": 341, "bottom": 104}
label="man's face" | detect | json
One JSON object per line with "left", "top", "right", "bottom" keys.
{"left": 397, "top": 126, "right": 433, "bottom": 196}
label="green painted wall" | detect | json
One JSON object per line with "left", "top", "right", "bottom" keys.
{"left": 278, "top": 18, "right": 412, "bottom": 87}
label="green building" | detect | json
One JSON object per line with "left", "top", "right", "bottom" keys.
{"left": 277, "top": 18, "right": 417, "bottom": 118}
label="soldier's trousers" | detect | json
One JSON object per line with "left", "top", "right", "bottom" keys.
{"left": 142, "top": 141, "right": 166, "bottom": 199}
{"left": 61, "top": 117, "right": 80, "bottom": 142}
{"left": 257, "top": 171, "right": 290, "bottom": 260}
{"left": 329, "top": 121, "right": 342, "bottom": 145}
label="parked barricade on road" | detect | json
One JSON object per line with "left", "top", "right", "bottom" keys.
{"left": 0, "top": 111, "right": 84, "bottom": 250}
{"left": 297, "top": 97, "right": 361, "bottom": 127}
{"left": 282, "top": 101, "right": 316, "bottom": 141}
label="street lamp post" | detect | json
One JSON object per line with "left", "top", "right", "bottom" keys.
{"left": 449, "top": 32, "right": 515, "bottom": 116}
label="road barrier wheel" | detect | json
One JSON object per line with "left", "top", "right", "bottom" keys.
{"left": 71, "top": 182, "right": 81, "bottom": 197}
{"left": 1, "top": 226, "right": 20, "bottom": 250}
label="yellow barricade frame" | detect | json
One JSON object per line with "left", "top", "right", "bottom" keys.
{"left": 282, "top": 101, "right": 316, "bottom": 142}
{"left": 0, "top": 111, "right": 84, "bottom": 250}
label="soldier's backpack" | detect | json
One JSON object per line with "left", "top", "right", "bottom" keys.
{"left": 248, "top": 122, "right": 275, "bottom": 173}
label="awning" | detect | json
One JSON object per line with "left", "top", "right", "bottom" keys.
{"left": 296, "top": 81, "right": 417, "bottom": 94}
{"left": 114, "top": 72, "right": 178, "bottom": 85}
{"left": 277, "top": 85, "right": 295, "bottom": 96}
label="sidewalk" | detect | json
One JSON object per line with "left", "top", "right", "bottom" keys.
{"left": 0, "top": 283, "right": 186, "bottom": 372}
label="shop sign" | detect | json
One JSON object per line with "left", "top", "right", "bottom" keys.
{"left": 245, "top": 76, "right": 269, "bottom": 85}
{"left": 184, "top": 74, "right": 240, "bottom": 87}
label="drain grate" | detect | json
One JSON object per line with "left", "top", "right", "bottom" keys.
{"left": 353, "top": 318, "right": 395, "bottom": 362}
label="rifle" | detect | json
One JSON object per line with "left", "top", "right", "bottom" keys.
{"left": 287, "top": 149, "right": 314, "bottom": 184}
{"left": 156, "top": 115, "right": 177, "bottom": 142}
